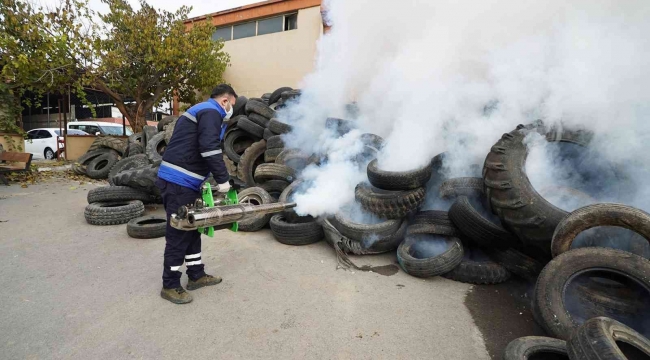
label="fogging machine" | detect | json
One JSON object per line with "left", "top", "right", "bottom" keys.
{"left": 169, "top": 180, "right": 296, "bottom": 236}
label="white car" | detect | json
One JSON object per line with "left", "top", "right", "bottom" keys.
{"left": 68, "top": 121, "right": 133, "bottom": 136}
{"left": 24, "top": 128, "right": 89, "bottom": 160}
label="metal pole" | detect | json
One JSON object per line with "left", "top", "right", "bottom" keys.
{"left": 47, "top": 93, "right": 50, "bottom": 127}
{"left": 122, "top": 114, "right": 126, "bottom": 136}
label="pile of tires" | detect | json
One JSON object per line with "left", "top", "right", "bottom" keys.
{"left": 223, "top": 87, "right": 305, "bottom": 199}
{"left": 80, "top": 116, "right": 178, "bottom": 239}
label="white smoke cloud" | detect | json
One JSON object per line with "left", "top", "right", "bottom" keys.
{"left": 279, "top": 0, "right": 650, "bottom": 217}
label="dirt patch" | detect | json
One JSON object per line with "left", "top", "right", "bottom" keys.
{"left": 464, "top": 279, "right": 547, "bottom": 359}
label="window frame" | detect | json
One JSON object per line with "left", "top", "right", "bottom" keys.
{"left": 212, "top": 12, "right": 298, "bottom": 42}
{"left": 284, "top": 12, "right": 298, "bottom": 31}
{"left": 232, "top": 21, "right": 257, "bottom": 40}
{"left": 256, "top": 15, "right": 284, "bottom": 36}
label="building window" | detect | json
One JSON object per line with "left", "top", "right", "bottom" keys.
{"left": 285, "top": 13, "right": 297, "bottom": 31}
{"left": 212, "top": 26, "right": 232, "bottom": 41}
{"left": 233, "top": 21, "right": 256, "bottom": 40}
{"left": 257, "top": 16, "right": 283, "bottom": 36}
{"left": 213, "top": 13, "right": 298, "bottom": 42}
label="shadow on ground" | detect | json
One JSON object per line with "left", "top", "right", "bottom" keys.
{"left": 464, "top": 279, "right": 547, "bottom": 359}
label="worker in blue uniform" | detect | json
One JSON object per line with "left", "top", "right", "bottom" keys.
{"left": 156, "top": 84, "right": 237, "bottom": 304}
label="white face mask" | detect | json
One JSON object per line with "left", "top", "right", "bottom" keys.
{"left": 223, "top": 100, "right": 234, "bottom": 121}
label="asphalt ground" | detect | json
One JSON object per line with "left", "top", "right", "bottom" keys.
{"left": 0, "top": 177, "right": 544, "bottom": 359}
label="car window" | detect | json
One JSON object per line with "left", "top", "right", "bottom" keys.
{"left": 69, "top": 129, "right": 90, "bottom": 135}
{"left": 54, "top": 130, "right": 61, "bottom": 136}
{"left": 37, "top": 130, "right": 52, "bottom": 138}
{"left": 100, "top": 125, "right": 126, "bottom": 135}
{"left": 26, "top": 130, "right": 39, "bottom": 139}
{"left": 69, "top": 125, "right": 79, "bottom": 130}
{"left": 86, "top": 126, "right": 101, "bottom": 134}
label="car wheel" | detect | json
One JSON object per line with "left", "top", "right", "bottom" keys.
{"left": 44, "top": 147, "right": 55, "bottom": 160}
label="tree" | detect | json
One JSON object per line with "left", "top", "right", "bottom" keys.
{"left": 0, "top": 0, "right": 84, "bottom": 134}
{"left": 0, "top": 0, "right": 230, "bottom": 133}
{"left": 87, "top": 0, "right": 230, "bottom": 132}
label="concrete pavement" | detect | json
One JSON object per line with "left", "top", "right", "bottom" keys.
{"left": 0, "top": 179, "right": 490, "bottom": 359}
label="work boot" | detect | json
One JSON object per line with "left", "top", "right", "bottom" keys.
{"left": 187, "top": 274, "right": 222, "bottom": 290}
{"left": 160, "top": 287, "right": 193, "bottom": 304}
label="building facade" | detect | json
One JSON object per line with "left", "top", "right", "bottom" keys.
{"left": 183, "top": 0, "right": 324, "bottom": 102}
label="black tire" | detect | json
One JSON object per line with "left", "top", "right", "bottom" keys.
{"left": 129, "top": 132, "right": 143, "bottom": 144}
{"left": 237, "top": 117, "right": 266, "bottom": 139}
{"left": 568, "top": 317, "right": 650, "bottom": 360}
{"left": 408, "top": 210, "right": 459, "bottom": 236}
{"left": 163, "top": 118, "right": 177, "bottom": 144}
{"left": 73, "top": 148, "right": 113, "bottom": 174}
{"left": 439, "top": 177, "right": 484, "bottom": 199}
{"left": 340, "top": 221, "right": 407, "bottom": 255}
{"left": 407, "top": 222, "right": 461, "bottom": 237}
{"left": 245, "top": 99, "right": 275, "bottom": 119}
{"left": 269, "top": 86, "right": 293, "bottom": 105}
{"left": 268, "top": 118, "right": 292, "bottom": 134}
{"left": 145, "top": 132, "right": 167, "bottom": 163}
{"left": 411, "top": 210, "right": 453, "bottom": 226}
{"left": 270, "top": 214, "right": 323, "bottom": 245}
{"left": 264, "top": 148, "right": 283, "bottom": 163}
{"left": 483, "top": 122, "right": 592, "bottom": 258}
{"left": 448, "top": 196, "right": 518, "bottom": 249}
{"left": 266, "top": 135, "right": 285, "bottom": 149}
{"left": 248, "top": 113, "right": 270, "bottom": 128}
{"left": 534, "top": 247, "right": 650, "bottom": 340}
{"left": 263, "top": 128, "right": 274, "bottom": 140}
{"left": 575, "top": 281, "right": 646, "bottom": 319}
{"left": 87, "top": 136, "right": 128, "bottom": 155}
{"left": 87, "top": 186, "right": 154, "bottom": 204}
{"left": 355, "top": 183, "right": 425, "bottom": 219}
{"left": 228, "top": 115, "right": 246, "bottom": 129}
{"left": 253, "top": 163, "right": 295, "bottom": 183}
{"left": 157, "top": 115, "right": 178, "bottom": 132}
{"left": 142, "top": 126, "right": 158, "bottom": 149}
{"left": 551, "top": 203, "right": 650, "bottom": 257}
{"left": 125, "top": 142, "right": 144, "bottom": 157}
{"left": 325, "top": 117, "right": 355, "bottom": 136}
{"left": 397, "top": 234, "right": 464, "bottom": 278}
{"left": 483, "top": 247, "right": 544, "bottom": 281}
{"left": 223, "top": 155, "right": 238, "bottom": 177}
{"left": 503, "top": 336, "right": 568, "bottom": 360}
{"left": 329, "top": 212, "right": 405, "bottom": 254}
{"left": 112, "top": 164, "right": 160, "bottom": 195}
{"left": 85, "top": 151, "right": 120, "bottom": 179}
{"left": 367, "top": 159, "right": 432, "bottom": 191}
{"left": 330, "top": 212, "right": 402, "bottom": 241}
{"left": 238, "top": 140, "right": 267, "bottom": 187}
{"left": 280, "top": 89, "right": 301, "bottom": 101}
{"left": 236, "top": 187, "right": 274, "bottom": 232}
{"left": 278, "top": 180, "right": 304, "bottom": 221}
{"left": 108, "top": 154, "right": 150, "bottom": 186}
{"left": 275, "top": 149, "right": 310, "bottom": 170}
{"left": 126, "top": 215, "right": 166, "bottom": 239}
{"left": 233, "top": 96, "right": 248, "bottom": 117}
{"left": 442, "top": 246, "right": 511, "bottom": 284}
{"left": 84, "top": 200, "right": 145, "bottom": 225}
{"left": 224, "top": 130, "right": 256, "bottom": 163}
{"left": 259, "top": 180, "right": 290, "bottom": 199}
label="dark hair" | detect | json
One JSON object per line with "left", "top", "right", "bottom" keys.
{"left": 210, "top": 84, "right": 238, "bottom": 99}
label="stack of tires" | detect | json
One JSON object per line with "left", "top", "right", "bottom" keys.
{"left": 81, "top": 116, "right": 177, "bottom": 239}
{"left": 269, "top": 181, "right": 325, "bottom": 246}
{"left": 223, "top": 86, "right": 302, "bottom": 198}
{"left": 473, "top": 121, "right": 650, "bottom": 355}
{"left": 322, "top": 158, "right": 431, "bottom": 259}
{"left": 72, "top": 137, "right": 127, "bottom": 180}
